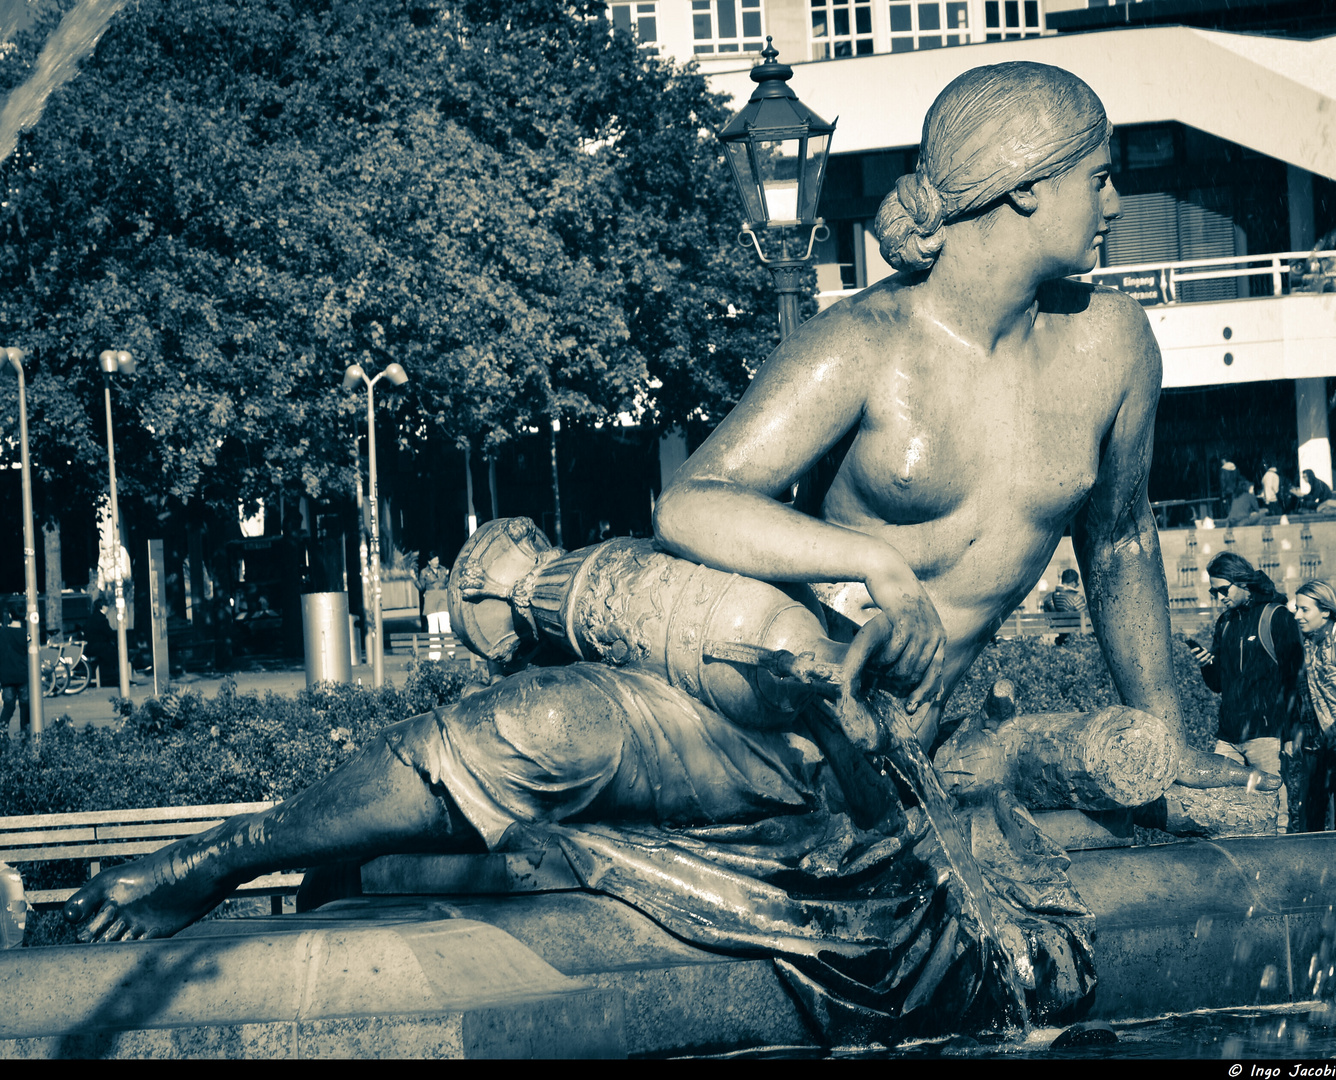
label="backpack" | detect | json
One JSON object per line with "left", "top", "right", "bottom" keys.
{"left": 1258, "top": 603, "right": 1281, "bottom": 665}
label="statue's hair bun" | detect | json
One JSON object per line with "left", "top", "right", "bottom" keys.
{"left": 874, "top": 170, "right": 946, "bottom": 272}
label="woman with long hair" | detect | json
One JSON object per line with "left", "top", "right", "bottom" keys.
{"left": 1291, "top": 578, "right": 1336, "bottom": 830}
{"left": 1190, "top": 552, "right": 1304, "bottom": 829}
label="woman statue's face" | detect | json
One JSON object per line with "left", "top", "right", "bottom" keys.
{"left": 1029, "top": 141, "right": 1120, "bottom": 277}
{"left": 1295, "top": 594, "right": 1332, "bottom": 637}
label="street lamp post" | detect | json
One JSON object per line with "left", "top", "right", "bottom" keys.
{"left": 718, "top": 38, "right": 836, "bottom": 342}
{"left": 97, "top": 349, "right": 137, "bottom": 699}
{"left": 343, "top": 361, "right": 408, "bottom": 688}
{"left": 3, "top": 347, "right": 43, "bottom": 739}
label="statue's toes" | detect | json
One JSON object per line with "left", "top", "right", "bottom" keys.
{"left": 77, "top": 902, "right": 119, "bottom": 942}
{"left": 97, "top": 916, "right": 129, "bottom": 943}
{"left": 64, "top": 888, "right": 100, "bottom": 925}
{"left": 1251, "top": 769, "right": 1282, "bottom": 792}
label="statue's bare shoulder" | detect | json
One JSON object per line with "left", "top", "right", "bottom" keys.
{"left": 672, "top": 278, "right": 920, "bottom": 495}
{"left": 1038, "top": 278, "right": 1162, "bottom": 393}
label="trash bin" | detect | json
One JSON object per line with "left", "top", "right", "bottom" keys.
{"left": 301, "top": 592, "right": 352, "bottom": 689}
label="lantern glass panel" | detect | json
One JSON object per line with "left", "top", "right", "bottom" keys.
{"left": 798, "top": 132, "right": 830, "bottom": 222}
{"left": 725, "top": 141, "right": 767, "bottom": 224}
{"left": 755, "top": 138, "right": 801, "bottom": 223}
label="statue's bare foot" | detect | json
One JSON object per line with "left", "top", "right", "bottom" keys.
{"left": 1175, "top": 745, "right": 1281, "bottom": 791}
{"left": 64, "top": 829, "right": 243, "bottom": 943}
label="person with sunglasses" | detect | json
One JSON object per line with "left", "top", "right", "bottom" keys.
{"left": 1189, "top": 552, "right": 1304, "bottom": 830}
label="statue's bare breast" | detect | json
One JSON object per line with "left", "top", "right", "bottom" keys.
{"left": 814, "top": 282, "right": 1130, "bottom": 658}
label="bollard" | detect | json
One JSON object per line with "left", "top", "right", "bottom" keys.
{"left": 301, "top": 592, "right": 352, "bottom": 689}
{"left": 0, "top": 862, "right": 25, "bottom": 949}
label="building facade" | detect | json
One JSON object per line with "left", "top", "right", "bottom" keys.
{"left": 646, "top": 0, "right": 1336, "bottom": 510}
{"left": 611, "top": 0, "right": 1052, "bottom": 69}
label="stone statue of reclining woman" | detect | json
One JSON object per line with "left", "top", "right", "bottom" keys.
{"left": 64, "top": 61, "right": 1271, "bottom": 1045}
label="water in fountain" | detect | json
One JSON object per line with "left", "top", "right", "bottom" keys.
{"left": 841, "top": 689, "right": 1033, "bottom": 1036}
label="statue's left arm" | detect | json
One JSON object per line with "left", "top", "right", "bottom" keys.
{"left": 1072, "top": 296, "right": 1266, "bottom": 789}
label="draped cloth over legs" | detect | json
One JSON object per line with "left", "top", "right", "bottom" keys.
{"left": 385, "top": 663, "right": 1096, "bottom": 1045}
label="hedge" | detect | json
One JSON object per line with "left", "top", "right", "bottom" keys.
{"left": 949, "top": 633, "right": 1220, "bottom": 751}
{"left": 1, "top": 660, "right": 472, "bottom": 817}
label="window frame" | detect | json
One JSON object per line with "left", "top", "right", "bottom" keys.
{"left": 809, "top": 0, "right": 876, "bottom": 61}
{"left": 886, "top": 1, "right": 974, "bottom": 53}
{"left": 692, "top": 0, "right": 766, "bottom": 56}
{"left": 982, "top": 0, "right": 1043, "bottom": 42}
{"left": 610, "top": 2, "right": 661, "bottom": 54}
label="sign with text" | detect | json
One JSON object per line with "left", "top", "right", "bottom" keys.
{"left": 1091, "top": 269, "right": 1166, "bottom": 306}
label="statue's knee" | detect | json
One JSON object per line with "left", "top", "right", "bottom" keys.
{"left": 486, "top": 666, "right": 628, "bottom": 775}
{"left": 380, "top": 711, "right": 448, "bottom": 773}
{"left": 375, "top": 670, "right": 628, "bottom": 784}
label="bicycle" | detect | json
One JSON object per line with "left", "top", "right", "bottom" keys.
{"left": 38, "top": 639, "right": 91, "bottom": 697}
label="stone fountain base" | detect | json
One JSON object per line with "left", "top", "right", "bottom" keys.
{"left": 2, "top": 833, "right": 1333, "bottom": 1058}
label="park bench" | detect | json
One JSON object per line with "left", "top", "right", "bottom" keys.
{"left": 0, "top": 802, "right": 304, "bottom": 913}
{"left": 385, "top": 631, "right": 484, "bottom": 672}
{"left": 995, "top": 609, "right": 1091, "bottom": 639}
{"left": 995, "top": 605, "right": 1216, "bottom": 641}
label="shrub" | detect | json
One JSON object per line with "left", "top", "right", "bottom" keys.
{"left": 2, "top": 661, "right": 474, "bottom": 945}
{"left": 1, "top": 660, "right": 472, "bottom": 817}
{"left": 949, "top": 633, "right": 1220, "bottom": 750}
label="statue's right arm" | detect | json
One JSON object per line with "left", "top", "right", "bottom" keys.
{"left": 653, "top": 339, "right": 945, "bottom": 709}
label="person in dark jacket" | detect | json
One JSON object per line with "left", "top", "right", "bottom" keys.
{"left": 0, "top": 607, "right": 30, "bottom": 737}
{"left": 81, "top": 600, "right": 119, "bottom": 686}
{"left": 1294, "top": 469, "right": 1336, "bottom": 514}
{"left": 1189, "top": 552, "right": 1304, "bottom": 829}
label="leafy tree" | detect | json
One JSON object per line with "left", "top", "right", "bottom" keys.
{"left": 0, "top": 0, "right": 786, "bottom": 535}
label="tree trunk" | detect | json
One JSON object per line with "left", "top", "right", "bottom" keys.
{"left": 43, "top": 521, "right": 61, "bottom": 637}
{"left": 549, "top": 421, "right": 563, "bottom": 549}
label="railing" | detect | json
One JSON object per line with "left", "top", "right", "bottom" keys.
{"left": 817, "top": 250, "right": 1336, "bottom": 309}
{"left": 1079, "top": 249, "right": 1336, "bottom": 306}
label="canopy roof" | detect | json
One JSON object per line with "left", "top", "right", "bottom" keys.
{"left": 707, "top": 27, "right": 1336, "bottom": 180}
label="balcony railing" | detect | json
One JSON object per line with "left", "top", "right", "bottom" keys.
{"left": 1077, "top": 250, "right": 1336, "bottom": 306}
{"left": 816, "top": 250, "right": 1336, "bottom": 309}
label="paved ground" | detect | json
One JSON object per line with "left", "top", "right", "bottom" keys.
{"left": 4, "top": 614, "right": 439, "bottom": 738}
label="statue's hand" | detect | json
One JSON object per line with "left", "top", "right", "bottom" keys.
{"left": 840, "top": 583, "right": 946, "bottom": 715}
{"left": 1176, "top": 745, "right": 1282, "bottom": 791}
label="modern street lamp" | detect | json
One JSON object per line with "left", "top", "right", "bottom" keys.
{"left": 3, "top": 347, "right": 43, "bottom": 739}
{"left": 719, "top": 38, "right": 836, "bottom": 341}
{"left": 97, "top": 349, "right": 136, "bottom": 699}
{"left": 343, "top": 361, "right": 408, "bottom": 688}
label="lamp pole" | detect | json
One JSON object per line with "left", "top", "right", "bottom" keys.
{"left": 97, "top": 349, "right": 136, "bottom": 699}
{"left": 343, "top": 361, "right": 408, "bottom": 688}
{"left": 718, "top": 39, "right": 836, "bottom": 343}
{"left": 3, "top": 348, "right": 43, "bottom": 738}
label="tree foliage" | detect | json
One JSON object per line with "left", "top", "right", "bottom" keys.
{"left": 0, "top": 0, "right": 782, "bottom": 523}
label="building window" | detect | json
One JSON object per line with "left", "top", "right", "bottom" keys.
{"left": 611, "top": 3, "right": 660, "bottom": 54}
{"left": 983, "top": 0, "right": 1042, "bottom": 41}
{"left": 1119, "top": 125, "right": 1179, "bottom": 171}
{"left": 811, "top": 0, "right": 875, "bottom": 59}
{"left": 888, "top": 2, "right": 970, "bottom": 52}
{"left": 693, "top": 0, "right": 765, "bottom": 54}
